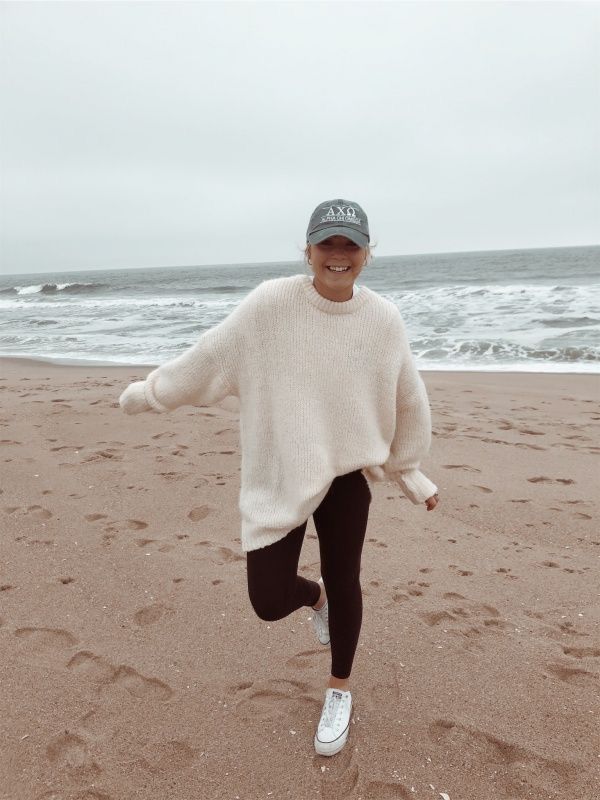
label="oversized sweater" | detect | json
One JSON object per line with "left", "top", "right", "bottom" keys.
{"left": 118, "top": 273, "right": 438, "bottom": 552}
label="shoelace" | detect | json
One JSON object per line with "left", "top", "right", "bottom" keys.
{"left": 321, "top": 692, "right": 347, "bottom": 729}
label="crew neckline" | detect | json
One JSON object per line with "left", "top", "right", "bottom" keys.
{"left": 298, "top": 274, "right": 370, "bottom": 315}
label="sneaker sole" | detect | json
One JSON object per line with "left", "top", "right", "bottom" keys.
{"left": 314, "top": 722, "right": 350, "bottom": 756}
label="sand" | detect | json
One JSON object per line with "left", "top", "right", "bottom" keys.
{"left": 1, "top": 356, "right": 599, "bottom": 800}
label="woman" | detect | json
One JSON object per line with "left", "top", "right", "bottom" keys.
{"left": 119, "top": 198, "right": 439, "bottom": 757}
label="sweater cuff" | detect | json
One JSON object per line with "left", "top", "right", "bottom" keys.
{"left": 389, "top": 469, "right": 438, "bottom": 505}
{"left": 119, "top": 381, "right": 151, "bottom": 415}
{"left": 143, "top": 372, "right": 171, "bottom": 413}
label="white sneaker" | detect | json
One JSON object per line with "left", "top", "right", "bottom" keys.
{"left": 314, "top": 687, "right": 353, "bottom": 756}
{"left": 310, "top": 577, "right": 330, "bottom": 646}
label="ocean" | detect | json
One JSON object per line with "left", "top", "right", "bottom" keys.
{"left": 1, "top": 246, "right": 599, "bottom": 372}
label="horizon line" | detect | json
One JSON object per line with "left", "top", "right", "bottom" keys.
{"left": 2, "top": 241, "right": 598, "bottom": 278}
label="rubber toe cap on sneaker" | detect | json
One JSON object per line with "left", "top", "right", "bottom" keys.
{"left": 314, "top": 723, "right": 350, "bottom": 756}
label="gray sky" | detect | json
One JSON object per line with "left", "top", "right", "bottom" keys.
{"left": 1, "top": 0, "right": 598, "bottom": 275}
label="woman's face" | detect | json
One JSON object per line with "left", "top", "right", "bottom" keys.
{"left": 308, "top": 235, "right": 367, "bottom": 295}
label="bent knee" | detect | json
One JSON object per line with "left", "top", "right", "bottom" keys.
{"left": 248, "top": 593, "right": 287, "bottom": 622}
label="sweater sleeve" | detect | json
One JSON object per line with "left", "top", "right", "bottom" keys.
{"left": 374, "top": 314, "right": 438, "bottom": 504}
{"left": 118, "top": 285, "right": 257, "bottom": 415}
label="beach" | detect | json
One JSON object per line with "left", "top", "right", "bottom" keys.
{"left": 1, "top": 356, "right": 598, "bottom": 800}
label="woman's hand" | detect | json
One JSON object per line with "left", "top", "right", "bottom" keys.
{"left": 425, "top": 493, "right": 439, "bottom": 511}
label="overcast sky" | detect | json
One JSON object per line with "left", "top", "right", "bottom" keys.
{"left": 1, "top": 1, "right": 598, "bottom": 275}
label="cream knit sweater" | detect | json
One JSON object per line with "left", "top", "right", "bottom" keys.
{"left": 119, "top": 273, "right": 438, "bottom": 552}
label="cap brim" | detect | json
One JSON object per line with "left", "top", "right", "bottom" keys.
{"left": 307, "top": 226, "right": 369, "bottom": 247}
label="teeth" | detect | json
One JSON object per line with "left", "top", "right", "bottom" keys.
{"left": 327, "top": 266, "right": 350, "bottom": 272}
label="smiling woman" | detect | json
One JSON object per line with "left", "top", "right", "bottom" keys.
{"left": 118, "top": 195, "right": 438, "bottom": 759}
{"left": 303, "top": 200, "right": 375, "bottom": 302}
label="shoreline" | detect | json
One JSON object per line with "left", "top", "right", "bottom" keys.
{"left": 1, "top": 353, "right": 599, "bottom": 376}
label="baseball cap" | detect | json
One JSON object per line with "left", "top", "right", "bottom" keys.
{"left": 306, "top": 199, "right": 370, "bottom": 247}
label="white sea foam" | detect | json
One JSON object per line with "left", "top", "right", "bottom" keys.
{"left": 1, "top": 247, "right": 598, "bottom": 371}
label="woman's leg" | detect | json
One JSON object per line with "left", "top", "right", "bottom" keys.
{"left": 313, "top": 469, "right": 371, "bottom": 686}
{"left": 246, "top": 519, "right": 321, "bottom": 621}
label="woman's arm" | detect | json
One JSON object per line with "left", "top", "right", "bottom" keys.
{"left": 379, "top": 314, "right": 438, "bottom": 504}
{"left": 118, "top": 332, "right": 233, "bottom": 415}
{"left": 118, "top": 284, "right": 261, "bottom": 415}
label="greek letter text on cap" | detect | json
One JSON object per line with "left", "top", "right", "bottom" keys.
{"left": 306, "top": 198, "right": 370, "bottom": 248}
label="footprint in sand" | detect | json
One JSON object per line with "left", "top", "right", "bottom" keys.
{"left": 420, "top": 599, "right": 508, "bottom": 646}
{"left": 157, "top": 471, "right": 189, "bottom": 481}
{"left": 367, "top": 537, "right": 388, "bottom": 548}
{"left": 363, "top": 781, "right": 412, "bottom": 799}
{"left": 66, "top": 651, "right": 173, "bottom": 700}
{"left": 14, "top": 626, "right": 78, "bottom": 648}
{"left": 139, "top": 739, "right": 197, "bottom": 774}
{"left": 286, "top": 647, "right": 327, "bottom": 670}
{"left": 473, "top": 485, "right": 493, "bottom": 493}
{"left": 495, "top": 568, "right": 518, "bottom": 581}
{"left": 562, "top": 646, "right": 600, "bottom": 658}
{"left": 82, "top": 449, "right": 123, "bottom": 463}
{"left": 126, "top": 519, "right": 148, "bottom": 530}
{"left": 421, "top": 610, "right": 457, "bottom": 627}
{"left": 449, "top": 565, "right": 473, "bottom": 576}
{"left": 545, "top": 663, "right": 598, "bottom": 685}
{"left": 45, "top": 732, "right": 101, "bottom": 780}
{"left": 426, "top": 718, "right": 576, "bottom": 791}
{"left": 407, "top": 585, "right": 424, "bottom": 597}
{"left": 134, "top": 537, "right": 157, "bottom": 547}
{"left": 133, "top": 603, "right": 173, "bottom": 626}
{"left": 84, "top": 513, "right": 107, "bottom": 522}
{"left": 14, "top": 627, "right": 79, "bottom": 667}
{"left": 134, "top": 538, "right": 174, "bottom": 553}
{"left": 229, "top": 677, "right": 317, "bottom": 721}
{"left": 320, "top": 760, "right": 361, "bottom": 798}
{"left": 17, "top": 505, "right": 53, "bottom": 519}
{"left": 194, "top": 540, "right": 244, "bottom": 564}
{"left": 187, "top": 505, "right": 212, "bottom": 522}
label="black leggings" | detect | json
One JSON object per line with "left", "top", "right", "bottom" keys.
{"left": 246, "top": 469, "right": 372, "bottom": 680}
